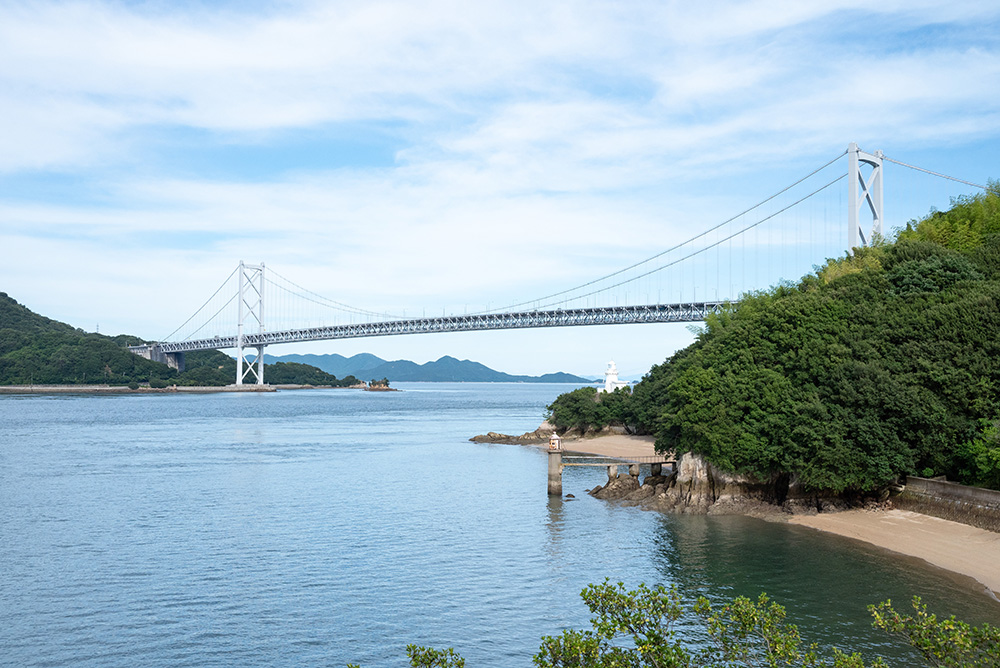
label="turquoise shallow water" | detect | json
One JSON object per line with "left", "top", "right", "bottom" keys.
{"left": 1, "top": 383, "right": 998, "bottom": 667}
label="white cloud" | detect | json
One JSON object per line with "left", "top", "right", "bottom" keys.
{"left": 1, "top": 0, "right": 999, "bottom": 372}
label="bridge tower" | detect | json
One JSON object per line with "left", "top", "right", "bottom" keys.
{"left": 848, "top": 142, "right": 884, "bottom": 252}
{"left": 236, "top": 261, "right": 265, "bottom": 386}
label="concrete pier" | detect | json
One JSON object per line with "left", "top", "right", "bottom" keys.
{"left": 550, "top": 454, "right": 675, "bottom": 497}
{"left": 128, "top": 344, "right": 186, "bottom": 372}
{"left": 547, "top": 449, "right": 563, "bottom": 496}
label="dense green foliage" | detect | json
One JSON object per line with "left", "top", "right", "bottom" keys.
{"left": 371, "top": 582, "right": 999, "bottom": 667}
{"left": 0, "top": 293, "right": 171, "bottom": 385}
{"left": 0, "top": 293, "right": 358, "bottom": 387}
{"left": 547, "top": 187, "right": 1000, "bottom": 492}
{"left": 547, "top": 386, "right": 633, "bottom": 431}
{"left": 265, "top": 361, "right": 358, "bottom": 386}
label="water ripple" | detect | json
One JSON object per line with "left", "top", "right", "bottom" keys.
{"left": 2, "top": 384, "right": 998, "bottom": 668}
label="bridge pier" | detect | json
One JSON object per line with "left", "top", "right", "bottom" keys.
{"left": 127, "top": 344, "right": 185, "bottom": 373}
{"left": 547, "top": 449, "right": 563, "bottom": 496}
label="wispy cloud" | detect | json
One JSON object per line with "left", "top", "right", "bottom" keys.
{"left": 1, "top": 0, "right": 998, "bottom": 371}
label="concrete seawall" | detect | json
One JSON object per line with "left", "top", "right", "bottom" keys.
{"left": 895, "top": 476, "right": 1000, "bottom": 533}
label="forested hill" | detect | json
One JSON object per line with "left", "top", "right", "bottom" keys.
{"left": 266, "top": 352, "right": 595, "bottom": 383}
{"left": 547, "top": 186, "right": 1000, "bottom": 492}
{"left": 0, "top": 295, "right": 356, "bottom": 387}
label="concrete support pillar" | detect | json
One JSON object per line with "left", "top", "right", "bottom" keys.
{"left": 547, "top": 450, "right": 563, "bottom": 496}
{"left": 165, "top": 352, "right": 185, "bottom": 373}
{"left": 651, "top": 463, "right": 662, "bottom": 476}
{"left": 629, "top": 464, "right": 641, "bottom": 477}
{"left": 607, "top": 465, "right": 619, "bottom": 481}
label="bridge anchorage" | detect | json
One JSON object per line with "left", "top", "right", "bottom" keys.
{"left": 130, "top": 142, "right": 989, "bottom": 386}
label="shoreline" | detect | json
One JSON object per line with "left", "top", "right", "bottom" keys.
{"left": 487, "top": 431, "right": 1000, "bottom": 601}
{"left": 787, "top": 509, "right": 1000, "bottom": 600}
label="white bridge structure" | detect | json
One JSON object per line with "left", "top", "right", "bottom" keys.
{"left": 129, "top": 144, "right": 988, "bottom": 385}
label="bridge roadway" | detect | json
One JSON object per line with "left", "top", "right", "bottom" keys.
{"left": 154, "top": 301, "right": 727, "bottom": 353}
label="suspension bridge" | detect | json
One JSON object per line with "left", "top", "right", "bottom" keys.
{"left": 129, "top": 143, "right": 990, "bottom": 385}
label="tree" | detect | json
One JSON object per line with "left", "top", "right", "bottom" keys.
{"left": 870, "top": 597, "right": 1000, "bottom": 668}
{"left": 539, "top": 188, "right": 1000, "bottom": 492}
{"left": 367, "top": 583, "right": 998, "bottom": 668}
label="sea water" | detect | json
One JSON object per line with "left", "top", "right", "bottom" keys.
{"left": 1, "top": 383, "right": 998, "bottom": 667}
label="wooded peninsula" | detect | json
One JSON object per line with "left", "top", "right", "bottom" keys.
{"left": 547, "top": 186, "right": 1000, "bottom": 493}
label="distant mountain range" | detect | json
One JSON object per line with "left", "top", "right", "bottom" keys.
{"left": 263, "top": 353, "right": 597, "bottom": 384}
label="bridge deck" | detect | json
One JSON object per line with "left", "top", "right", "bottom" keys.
{"left": 150, "top": 302, "right": 727, "bottom": 353}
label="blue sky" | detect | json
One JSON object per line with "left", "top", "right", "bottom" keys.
{"left": 2, "top": 1, "right": 998, "bottom": 378}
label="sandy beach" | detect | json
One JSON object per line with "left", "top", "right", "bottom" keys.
{"left": 789, "top": 509, "right": 1000, "bottom": 598}
{"left": 545, "top": 434, "right": 1000, "bottom": 599}
{"left": 560, "top": 434, "right": 659, "bottom": 459}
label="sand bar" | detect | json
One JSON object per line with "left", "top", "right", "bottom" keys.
{"left": 789, "top": 509, "right": 1000, "bottom": 598}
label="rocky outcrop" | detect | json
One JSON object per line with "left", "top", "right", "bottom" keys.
{"left": 591, "top": 452, "right": 866, "bottom": 516}
{"left": 472, "top": 421, "right": 637, "bottom": 445}
{"left": 470, "top": 421, "right": 556, "bottom": 445}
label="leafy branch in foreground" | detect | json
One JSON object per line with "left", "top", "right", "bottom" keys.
{"left": 360, "top": 581, "right": 999, "bottom": 668}
{"left": 534, "top": 581, "right": 883, "bottom": 668}
{"left": 870, "top": 597, "right": 1000, "bottom": 668}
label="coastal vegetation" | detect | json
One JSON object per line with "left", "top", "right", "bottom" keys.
{"left": 0, "top": 293, "right": 357, "bottom": 387}
{"left": 367, "top": 581, "right": 999, "bottom": 667}
{"left": 547, "top": 186, "right": 1000, "bottom": 492}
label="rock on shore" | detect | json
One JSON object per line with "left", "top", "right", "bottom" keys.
{"left": 469, "top": 421, "right": 556, "bottom": 445}
{"left": 591, "top": 452, "right": 856, "bottom": 516}
{"left": 469, "top": 421, "right": 633, "bottom": 445}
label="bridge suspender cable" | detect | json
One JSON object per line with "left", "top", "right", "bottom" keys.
{"left": 160, "top": 265, "right": 239, "bottom": 342}
{"left": 176, "top": 293, "right": 239, "bottom": 342}
{"left": 265, "top": 268, "right": 397, "bottom": 319}
{"left": 483, "top": 149, "right": 849, "bottom": 314}
{"left": 529, "top": 173, "right": 847, "bottom": 310}
{"left": 881, "top": 156, "right": 988, "bottom": 191}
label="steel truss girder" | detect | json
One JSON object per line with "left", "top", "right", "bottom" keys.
{"left": 158, "top": 302, "right": 727, "bottom": 354}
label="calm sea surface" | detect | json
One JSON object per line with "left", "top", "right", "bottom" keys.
{"left": 1, "top": 383, "right": 998, "bottom": 667}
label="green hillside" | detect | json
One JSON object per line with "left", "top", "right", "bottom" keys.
{"left": 547, "top": 186, "right": 1000, "bottom": 491}
{"left": 0, "top": 293, "right": 171, "bottom": 385}
{"left": 0, "top": 295, "right": 354, "bottom": 387}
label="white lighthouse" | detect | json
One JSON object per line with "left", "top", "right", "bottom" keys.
{"left": 600, "top": 360, "right": 630, "bottom": 393}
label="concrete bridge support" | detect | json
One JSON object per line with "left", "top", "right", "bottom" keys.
{"left": 127, "top": 344, "right": 185, "bottom": 373}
